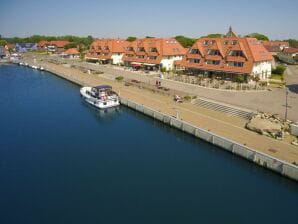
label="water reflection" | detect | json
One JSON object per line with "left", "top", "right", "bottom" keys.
{"left": 81, "top": 100, "right": 121, "bottom": 121}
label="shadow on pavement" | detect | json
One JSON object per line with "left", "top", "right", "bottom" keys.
{"left": 286, "top": 84, "right": 298, "bottom": 94}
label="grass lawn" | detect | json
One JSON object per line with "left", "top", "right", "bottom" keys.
{"left": 270, "top": 73, "right": 284, "bottom": 81}
{"left": 26, "top": 51, "right": 49, "bottom": 55}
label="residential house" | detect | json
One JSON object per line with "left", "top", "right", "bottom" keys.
{"left": 38, "top": 40, "right": 69, "bottom": 53}
{"left": 175, "top": 28, "right": 273, "bottom": 82}
{"left": 64, "top": 48, "right": 80, "bottom": 59}
{"left": 0, "top": 46, "right": 5, "bottom": 58}
{"left": 122, "top": 38, "right": 186, "bottom": 71}
{"left": 15, "top": 43, "right": 38, "bottom": 52}
{"left": 278, "top": 47, "right": 298, "bottom": 64}
{"left": 85, "top": 39, "right": 128, "bottom": 65}
{"left": 262, "top": 41, "right": 289, "bottom": 55}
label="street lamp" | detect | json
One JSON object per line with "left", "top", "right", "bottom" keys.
{"left": 284, "top": 88, "right": 290, "bottom": 121}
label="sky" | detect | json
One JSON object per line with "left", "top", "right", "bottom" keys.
{"left": 0, "top": 0, "right": 297, "bottom": 40}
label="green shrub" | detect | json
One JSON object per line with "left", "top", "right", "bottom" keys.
{"left": 115, "top": 76, "right": 124, "bottom": 81}
{"left": 183, "top": 95, "right": 192, "bottom": 101}
{"left": 272, "top": 65, "right": 286, "bottom": 75}
{"left": 95, "top": 71, "right": 104, "bottom": 74}
{"left": 160, "top": 67, "right": 167, "bottom": 73}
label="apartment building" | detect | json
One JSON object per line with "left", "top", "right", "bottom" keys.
{"left": 122, "top": 38, "right": 186, "bottom": 71}
{"left": 175, "top": 28, "right": 273, "bottom": 82}
{"left": 85, "top": 39, "right": 128, "bottom": 65}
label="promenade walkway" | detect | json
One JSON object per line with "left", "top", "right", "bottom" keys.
{"left": 45, "top": 56, "right": 298, "bottom": 122}
{"left": 24, "top": 57, "right": 298, "bottom": 165}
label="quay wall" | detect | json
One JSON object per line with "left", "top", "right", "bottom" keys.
{"left": 20, "top": 62, "right": 298, "bottom": 182}
{"left": 120, "top": 98, "right": 298, "bottom": 182}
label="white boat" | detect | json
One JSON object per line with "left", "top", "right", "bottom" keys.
{"left": 39, "top": 67, "right": 44, "bottom": 71}
{"left": 80, "top": 85, "right": 120, "bottom": 109}
{"left": 31, "top": 65, "right": 38, "bottom": 69}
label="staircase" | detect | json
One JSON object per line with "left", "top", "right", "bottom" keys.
{"left": 193, "top": 98, "right": 256, "bottom": 120}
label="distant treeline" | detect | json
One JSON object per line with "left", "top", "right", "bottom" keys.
{"left": 0, "top": 35, "right": 94, "bottom": 50}
{"left": 1, "top": 34, "right": 298, "bottom": 49}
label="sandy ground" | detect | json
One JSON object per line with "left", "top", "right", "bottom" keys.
{"left": 23, "top": 57, "right": 298, "bottom": 164}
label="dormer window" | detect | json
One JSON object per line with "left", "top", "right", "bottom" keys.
{"left": 224, "top": 40, "right": 228, "bottom": 45}
{"left": 229, "top": 50, "right": 244, "bottom": 57}
{"left": 203, "top": 40, "right": 209, "bottom": 46}
{"left": 231, "top": 40, "right": 238, "bottom": 45}
{"left": 207, "top": 49, "right": 220, "bottom": 56}
{"left": 206, "top": 60, "right": 220, "bottom": 65}
{"left": 137, "top": 47, "right": 145, "bottom": 52}
{"left": 187, "top": 59, "right": 200, "bottom": 64}
{"left": 228, "top": 61, "right": 244, "bottom": 67}
{"left": 127, "top": 47, "right": 134, "bottom": 51}
{"left": 189, "top": 49, "right": 199, "bottom": 54}
{"left": 149, "top": 47, "right": 157, "bottom": 52}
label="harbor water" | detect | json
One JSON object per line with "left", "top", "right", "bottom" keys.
{"left": 0, "top": 64, "right": 297, "bottom": 224}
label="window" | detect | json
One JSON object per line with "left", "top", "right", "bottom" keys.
{"left": 206, "top": 60, "right": 220, "bottom": 65}
{"left": 127, "top": 47, "right": 134, "bottom": 51}
{"left": 229, "top": 50, "right": 244, "bottom": 57}
{"left": 189, "top": 49, "right": 199, "bottom": 54}
{"left": 224, "top": 40, "right": 228, "bottom": 45}
{"left": 231, "top": 40, "right": 238, "bottom": 45}
{"left": 126, "top": 54, "right": 134, "bottom": 57}
{"left": 149, "top": 47, "right": 157, "bottom": 52}
{"left": 149, "top": 56, "right": 157, "bottom": 60}
{"left": 188, "top": 59, "right": 200, "bottom": 64}
{"left": 207, "top": 49, "right": 220, "bottom": 55}
{"left": 137, "top": 55, "right": 145, "bottom": 59}
{"left": 203, "top": 40, "right": 209, "bottom": 46}
{"left": 137, "top": 47, "right": 145, "bottom": 52}
{"left": 228, "top": 61, "right": 244, "bottom": 67}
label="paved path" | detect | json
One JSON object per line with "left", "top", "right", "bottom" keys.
{"left": 22, "top": 56, "right": 298, "bottom": 165}
{"left": 28, "top": 54, "right": 298, "bottom": 121}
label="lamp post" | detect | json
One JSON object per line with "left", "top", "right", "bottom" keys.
{"left": 284, "top": 88, "right": 290, "bottom": 121}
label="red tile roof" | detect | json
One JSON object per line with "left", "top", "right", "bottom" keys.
{"left": 283, "top": 47, "right": 298, "bottom": 54}
{"left": 176, "top": 36, "right": 273, "bottom": 74}
{"left": 262, "top": 41, "right": 289, "bottom": 48}
{"left": 86, "top": 39, "right": 129, "bottom": 59}
{"left": 65, "top": 48, "right": 80, "bottom": 55}
{"left": 261, "top": 41, "right": 289, "bottom": 52}
{"left": 49, "top": 40, "right": 69, "bottom": 48}
{"left": 122, "top": 38, "right": 186, "bottom": 64}
{"left": 38, "top": 40, "right": 69, "bottom": 48}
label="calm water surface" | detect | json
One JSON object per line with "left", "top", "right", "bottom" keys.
{"left": 0, "top": 65, "right": 297, "bottom": 224}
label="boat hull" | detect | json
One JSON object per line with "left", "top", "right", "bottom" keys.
{"left": 80, "top": 87, "right": 120, "bottom": 109}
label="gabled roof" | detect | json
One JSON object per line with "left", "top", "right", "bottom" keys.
{"left": 283, "top": 47, "right": 298, "bottom": 54}
{"left": 246, "top": 38, "right": 273, "bottom": 61}
{"left": 65, "top": 48, "right": 80, "bottom": 55}
{"left": 178, "top": 32, "right": 273, "bottom": 74}
{"left": 49, "top": 40, "right": 69, "bottom": 48}
{"left": 89, "top": 39, "right": 128, "bottom": 53}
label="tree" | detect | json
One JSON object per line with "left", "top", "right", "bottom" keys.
{"left": 204, "top": 33, "right": 223, "bottom": 38}
{"left": 246, "top": 33, "right": 269, "bottom": 41}
{"left": 272, "top": 65, "right": 286, "bottom": 75}
{"left": 145, "top": 36, "right": 154, "bottom": 38}
{"left": 235, "top": 74, "right": 244, "bottom": 83}
{"left": 287, "top": 39, "right": 298, "bottom": 48}
{"left": 126, "top": 36, "right": 137, "bottom": 42}
{"left": 175, "top": 35, "right": 196, "bottom": 48}
{"left": 64, "top": 42, "right": 78, "bottom": 49}
{"left": 0, "top": 39, "right": 7, "bottom": 46}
